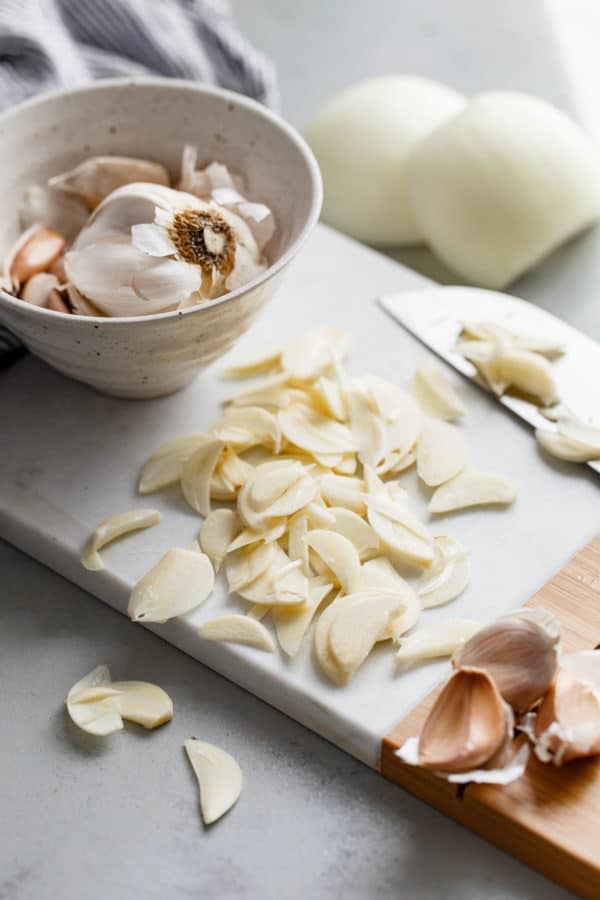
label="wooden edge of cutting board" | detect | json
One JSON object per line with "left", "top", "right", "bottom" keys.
{"left": 380, "top": 534, "right": 600, "bottom": 899}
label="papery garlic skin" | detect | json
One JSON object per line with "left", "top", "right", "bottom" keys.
{"left": 306, "top": 76, "right": 465, "bottom": 246}
{"left": 407, "top": 92, "right": 600, "bottom": 288}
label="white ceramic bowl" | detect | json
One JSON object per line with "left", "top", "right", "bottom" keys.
{"left": 0, "top": 78, "right": 322, "bottom": 398}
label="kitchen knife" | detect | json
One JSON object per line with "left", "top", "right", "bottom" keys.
{"left": 378, "top": 286, "right": 600, "bottom": 475}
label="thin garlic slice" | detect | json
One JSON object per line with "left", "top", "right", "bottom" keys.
{"left": 366, "top": 495, "right": 434, "bottom": 568}
{"left": 226, "top": 372, "right": 292, "bottom": 409}
{"left": 347, "top": 382, "right": 386, "bottom": 469}
{"left": 81, "top": 508, "right": 162, "bottom": 571}
{"left": 185, "top": 739, "right": 242, "bottom": 825}
{"left": 416, "top": 417, "right": 469, "bottom": 487}
{"left": 227, "top": 519, "right": 287, "bottom": 552}
{"left": 320, "top": 474, "right": 366, "bottom": 514}
{"left": 288, "top": 510, "right": 310, "bottom": 575}
{"left": 197, "top": 614, "right": 275, "bottom": 652}
{"left": 480, "top": 348, "right": 558, "bottom": 406}
{"left": 199, "top": 509, "right": 241, "bottom": 572}
{"left": 325, "top": 507, "right": 379, "bottom": 560}
{"left": 357, "top": 556, "right": 417, "bottom": 640}
{"left": 395, "top": 619, "right": 481, "bottom": 667}
{"left": 413, "top": 357, "right": 466, "bottom": 421}
{"left": 280, "top": 327, "right": 352, "bottom": 380}
{"left": 313, "top": 592, "right": 364, "bottom": 684}
{"left": 273, "top": 578, "right": 333, "bottom": 657}
{"left": 304, "top": 529, "right": 361, "bottom": 594}
{"left": 66, "top": 666, "right": 172, "bottom": 735}
{"left": 211, "top": 406, "right": 281, "bottom": 454}
{"left": 535, "top": 425, "right": 600, "bottom": 463}
{"left": 128, "top": 548, "right": 214, "bottom": 623}
{"left": 219, "top": 343, "right": 284, "bottom": 379}
{"left": 225, "top": 542, "right": 277, "bottom": 593}
{"left": 417, "top": 535, "right": 470, "bottom": 608}
{"left": 279, "top": 403, "right": 355, "bottom": 455}
{"left": 315, "top": 376, "right": 347, "bottom": 421}
{"left": 138, "top": 433, "right": 212, "bottom": 494}
{"left": 327, "top": 590, "right": 405, "bottom": 675}
{"left": 238, "top": 460, "right": 314, "bottom": 530}
{"left": 181, "top": 439, "right": 225, "bottom": 516}
{"left": 235, "top": 546, "right": 308, "bottom": 607}
{"left": 429, "top": 466, "right": 517, "bottom": 514}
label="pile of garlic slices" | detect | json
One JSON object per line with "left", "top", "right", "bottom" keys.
{"left": 5, "top": 146, "right": 273, "bottom": 317}
{"left": 397, "top": 610, "right": 600, "bottom": 785}
{"left": 112, "top": 325, "right": 519, "bottom": 684}
{"left": 307, "top": 77, "right": 600, "bottom": 289}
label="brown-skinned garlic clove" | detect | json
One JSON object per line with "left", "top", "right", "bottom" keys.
{"left": 418, "top": 666, "right": 509, "bottom": 773}
{"left": 453, "top": 608, "right": 560, "bottom": 713}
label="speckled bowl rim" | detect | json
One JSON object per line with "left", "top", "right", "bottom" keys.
{"left": 0, "top": 76, "right": 322, "bottom": 327}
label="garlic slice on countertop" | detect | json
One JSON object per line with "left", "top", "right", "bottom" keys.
{"left": 48, "top": 155, "right": 170, "bottom": 208}
{"left": 412, "top": 357, "right": 466, "bottom": 421}
{"left": 225, "top": 542, "right": 277, "bottom": 593}
{"left": 273, "top": 578, "right": 334, "bottom": 657}
{"left": 211, "top": 406, "right": 282, "bottom": 454}
{"left": 417, "top": 535, "right": 470, "bottom": 608}
{"left": 197, "top": 614, "right": 275, "bottom": 652}
{"left": 324, "top": 507, "right": 379, "bottom": 560}
{"left": 128, "top": 547, "right": 214, "bottom": 623}
{"left": 138, "top": 433, "right": 213, "bottom": 494}
{"left": 304, "top": 529, "right": 361, "bottom": 594}
{"left": 279, "top": 403, "right": 355, "bottom": 456}
{"left": 81, "top": 508, "right": 162, "bottom": 571}
{"left": 185, "top": 739, "right": 242, "bottom": 825}
{"left": 180, "top": 439, "right": 225, "bottom": 516}
{"left": 66, "top": 665, "right": 173, "bottom": 735}
{"left": 328, "top": 590, "right": 405, "bottom": 675}
{"left": 395, "top": 619, "right": 481, "bottom": 668}
{"left": 429, "top": 466, "right": 517, "bottom": 514}
{"left": 199, "top": 509, "right": 241, "bottom": 572}
{"left": 453, "top": 607, "right": 560, "bottom": 713}
{"left": 416, "top": 417, "right": 469, "bottom": 487}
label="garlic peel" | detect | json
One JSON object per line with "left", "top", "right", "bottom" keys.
{"left": 81, "top": 508, "right": 162, "bottom": 571}
{"left": 128, "top": 548, "right": 214, "bottom": 623}
{"left": 197, "top": 614, "right": 275, "bottom": 652}
{"left": 396, "top": 735, "right": 529, "bottom": 785}
{"left": 185, "top": 739, "right": 242, "bottom": 825}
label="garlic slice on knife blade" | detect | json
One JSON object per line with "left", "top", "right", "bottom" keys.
{"left": 479, "top": 348, "right": 558, "bottom": 406}
{"left": 417, "top": 535, "right": 470, "bottom": 608}
{"left": 65, "top": 183, "right": 265, "bottom": 316}
{"left": 412, "top": 357, "right": 466, "bottom": 421}
{"left": 407, "top": 91, "right": 600, "bottom": 289}
{"left": 185, "top": 739, "right": 242, "bottom": 825}
{"left": 428, "top": 466, "right": 517, "bottom": 514}
{"left": 128, "top": 547, "right": 214, "bottom": 623}
{"left": 81, "top": 508, "right": 162, "bottom": 571}
{"left": 197, "top": 614, "right": 275, "bottom": 652}
{"left": 395, "top": 619, "right": 481, "bottom": 668}
{"left": 536, "top": 415, "right": 600, "bottom": 463}
{"left": 453, "top": 608, "right": 560, "bottom": 713}
{"left": 66, "top": 665, "right": 173, "bottom": 735}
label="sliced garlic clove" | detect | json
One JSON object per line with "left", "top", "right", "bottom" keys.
{"left": 453, "top": 608, "right": 560, "bottom": 713}
{"left": 313, "top": 592, "right": 363, "bottom": 684}
{"left": 226, "top": 372, "right": 292, "bottom": 409}
{"left": 211, "top": 406, "right": 281, "bottom": 454}
{"left": 304, "top": 529, "right": 361, "bottom": 594}
{"left": 184, "top": 739, "right": 242, "bottom": 825}
{"left": 324, "top": 507, "right": 379, "bottom": 560}
{"left": 366, "top": 496, "right": 434, "bottom": 569}
{"left": 333, "top": 453, "right": 357, "bottom": 475}
{"left": 279, "top": 403, "right": 355, "bottom": 455}
{"left": 81, "top": 508, "right": 162, "bottom": 571}
{"left": 227, "top": 519, "right": 287, "bottom": 552}
{"left": 531, "top": 665, "right": 600, "bottom": 764}
{"left": 395, "top": 619, "right": 481, "bottom": 667}
{"left": 320, "top": 474, "right": 366, "bottom": 514}
{"left": 109, "top": 681, "right": 173, "bottom": 729}
{"left": 225, "top": 542, "right": 277, "bottom": 593}
{"left": 429, "top": 466, "right": 517, "bottom": 514}
{"left": 418, "top": 666, "right": 509, "bottom": 772}
{"left": 219, "top": 343, "right": 284, "bottom": 379}
{"left": 128, "top": 547, "right": 214, "bottom": 623}
{"left": 138, "top": 433, "right": 212, "bottom": 494}
{"left": 288, "top": 510, "right": 310, "bottom": 576}
{"left": 413, "top": 357, "right": 466, "bottom": 421}
{"left": 211, "top": 447, "right": 253, "bottom": 500}
{"left": 416, "top": 417, "right": 469, "bottom": 487}
{"left": 280, "top": 327, "right": 352, "bottom": 380}
{"left": 181, "top": 439, "right": 225, "bottom": 516}
{"left": 417, "top": 535, "right": 471, "bottom": 608}
{"left": 238, "top": 461, "right": 312, "bottom": 530}
{"left": 314, "top": 376, "right": 347, "bottom": 421}
{"left": 199, "top": 509, "right": 240, "bottom": 572}
{"left": 535, "top": 427, "right": 600, "bottom": 463}
{"left": 347, "top": 382, "right": 386, "bottom": 469}
{"left": 66, "top": 665, "right": 123, "bottom": 736}
{"left": 235, "top": 546, "right": 307, "bottom": 607}
{"left": 273, "top": 578, "right": 333, "bottom": 657}
{"left": 327, "top": 590, "right": 404, "bottom": 674}
{"left": 48, "top": 155, "right": 170, "bottom": 207}
{"left": 197, "top": 614, "right": 275, "bottom": 652}
{"left": 306, "top": 501, "right": 337, "bottom": 529}
{"left": 481, "top": 348, "right": 558, "bottom": 406}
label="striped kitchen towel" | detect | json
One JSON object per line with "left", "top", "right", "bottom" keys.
{"left": 0, "top": 0, "right": 278, "bottom": 367}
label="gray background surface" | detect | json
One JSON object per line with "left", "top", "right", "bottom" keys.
{"left": 2, "top": 1, "right": 598, "bottom": 898}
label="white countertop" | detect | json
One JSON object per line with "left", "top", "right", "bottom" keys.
{"left": 3, "top": 1, "right": 597, "bottom": 897}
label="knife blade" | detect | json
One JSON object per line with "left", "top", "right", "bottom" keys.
{"left": 378, "top": 286, "right": 600, "bottom": 476}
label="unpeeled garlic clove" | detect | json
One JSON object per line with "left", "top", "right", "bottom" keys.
{"left": 413, "top": 357, "right": 466, "bottom": 421}
{"left": 280, "top": 327, "right": 352, "bottom": 381}
{"left": 184, "top": 739, "right": 242, "bottom": 825}
{"left": 81, "top": 508, "right": 162, "bottom": 571}
{"left": 9, "top": 224, "right": 65, "bottom": 287}
{"left": 197, "top": 614, "right": 275, "bottom": 652}
{"left": 128, "top": 547, "right": 214, "bottom": 623}
{"left": 453, "top": 608, "right": 560, "bottom": 713}
{"left": 428, "top": 466, "right": 517, "bottom": 514}
{"left": 19, "top": 272, "right": 60, "bottom": 307}
{"left": 48, "top": 155, "right": 170, "bottom": 208}
{"left": 418, "top": 666, "right": 509, "bottom": 772}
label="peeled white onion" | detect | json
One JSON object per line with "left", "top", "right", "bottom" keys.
{"left": 407, "top": 91, "right": 600, "bottom": 288}
{"left": 305, "top": 76, "right": 465, "bottom": 246}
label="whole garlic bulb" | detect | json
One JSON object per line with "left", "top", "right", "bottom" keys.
{"left": 406, "top": 91, "right": 600, "bottom": 288}
{"left": 305, "top": 76, "right": 465, "bottom": 246}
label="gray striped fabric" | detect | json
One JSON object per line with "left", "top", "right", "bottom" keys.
{"left": 0, "top": 0, "right": 278, "bottom": 366}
